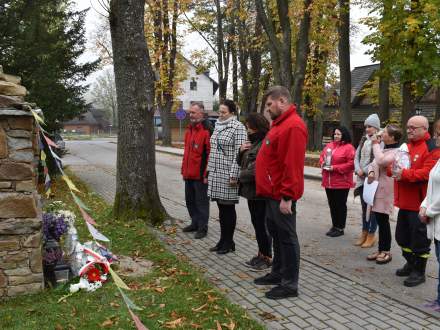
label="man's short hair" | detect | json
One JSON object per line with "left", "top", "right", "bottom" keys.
{"left": 190, "top": 101, "right": 205, "bottom": 112}
{"left": 263, "top": 86, "right": 292, "bottom": 103}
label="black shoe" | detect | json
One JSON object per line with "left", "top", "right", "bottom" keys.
{"left": 182, "top": 224, "right": 198, "bottom": 233}
{"left": 217, "top": 242, "right": 235, "bottom": 255}
{"left": 328, "top": 228, "right": 344, "bottom": 237}
{"left": 194, "top": 230, "right": 207, "bottom": 239}
{"left": 265, "top": 285, "right": 298, "bottom": 300}
{"left": 404, "top": 271, "right": 426, "bottom": 287}
{"left": 254, "top": 273, "right": 282, "bottom": 286}
{"left": 245, "top": 255, "right": 260, "bottom": 267}
{"left": 249, "top": 256, "right": 272, "bottom": 272}
{"left": 396, "top": 262, "right": 413, "bottom": 277}
{"left": 326, "top": 227, "right": 336, "bottom": 236}
{"left": 209, "top": 243, "right": 222, "bottom": 252}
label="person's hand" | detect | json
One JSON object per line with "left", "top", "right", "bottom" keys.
{"left": 280, "top": 199, "right": 292, "bottom": 215}
{"left": 240, "top": 141, "right": 251, "bottom": 152}
{"left": 229, "top": 178, "right": 238, "bottom": 187}
{"left": 367, "top": 171, "right": 375, "bottom": 184}
{"left": 392, "top": 167, "right": 403, "bottom": 180}
{"left": 357, "top": 170, "right": 364, "bottom": 177}
{"left": 203, "top": 177, "right": 208, "bottom": 184}
{"left": 327, "top": 166, "right": 333, "bottom": 172}
{"left": 371, "top": 134, "right": 381, "bottom": 144}
{"left": 419, "top": 207, "right": 430, "bottom": 224}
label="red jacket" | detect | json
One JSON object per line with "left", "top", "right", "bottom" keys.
{"left": 319, "top": 141, "right": 355, "bottom": 189}
{"left": 394, "top": 132, "right": 440, "bottom": 211}
{"left": 181, "top": 120, "right": 212, "bottom": 180}
{"left": 255, "top": 105, "right": 307, "bottom": 201}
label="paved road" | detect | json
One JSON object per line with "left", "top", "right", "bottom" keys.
{"left": 64, "top": 139, "right": 440, "bottom": 329}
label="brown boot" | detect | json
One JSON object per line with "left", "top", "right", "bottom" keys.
{"left": 361, "top": 233, "right": 377, "bottom": 248}
{"left": 354, "top": 230, "right": 368, "bottom": 246}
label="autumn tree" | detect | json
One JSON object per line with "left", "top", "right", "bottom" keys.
{"left": 363, "top": 0, "right": 440, "bottom": 131}
{"left": 337, "top": 0, "right": 351, "bottom": 131}
{"left": 302, "top": 0, "right": 339, "bottom": 149}
{"left": 145, "top": 0, "right": 188, "bottom": 146}
{"left": 254, "top": 0, "right": 312, "bottom": 109}
{"left": 110, "top": 0, "right": 166, "bottom": 223}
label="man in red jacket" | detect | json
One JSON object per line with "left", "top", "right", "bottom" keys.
{"left": 393, "top": 115, "right": 440, "bottom": 286}
{"left": 254, "top": 86, "right": 308, "bottom": 299}
{"left": 181, "top": 102, "right": 212, "bottom": 239}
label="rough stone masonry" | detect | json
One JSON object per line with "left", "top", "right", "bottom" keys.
{"left": 0, "top": 65, "right": 43, "bottom": 297}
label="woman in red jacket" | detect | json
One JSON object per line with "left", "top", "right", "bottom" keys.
{"left": 320, "top": 126, "right": 355, "bottom": 237}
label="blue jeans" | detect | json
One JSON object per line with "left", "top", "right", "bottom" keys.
{"left": 359, "top": 185, "right": 378, "bottom": 233}
{"left": 435, "top": 239, "right": 440, "bottom": 304}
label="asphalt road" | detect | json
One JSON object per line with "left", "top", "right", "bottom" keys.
{"left": 64, "top": 138, "right": 439, "bottom": 307}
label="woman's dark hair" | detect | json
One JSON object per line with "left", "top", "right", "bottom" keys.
{"left": 385, "top": 124, "right": 402, "bottom": 142}
{"left": 245, "top": 113, "right": 270, "bottom": 134}
{"left": 333, "top": 126, "right": 352, "bottom": 143}
{"left": 221, "top": 99, "right": 237, "bottom": 114}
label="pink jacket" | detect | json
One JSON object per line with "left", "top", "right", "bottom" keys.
{"left": 320, "top": 141, "right": 355, "bottom": 189}
{"left": 368, "top": 143, "right": 398, "bottom": 215}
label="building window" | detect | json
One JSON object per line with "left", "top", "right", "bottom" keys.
{"left": 190, "top": 77, "right": 197, "bottom": 91}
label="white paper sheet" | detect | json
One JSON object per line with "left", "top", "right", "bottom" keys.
{"left": 362, "top": 178, "right": 379, "bottom": 206}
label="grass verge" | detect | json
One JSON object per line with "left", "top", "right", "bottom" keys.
{"left": 0, "top": 170, "right": 264, "bottom": 330}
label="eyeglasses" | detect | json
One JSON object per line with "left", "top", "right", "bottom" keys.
{"left": 407, "top": 125, "right": 424, "bottom": 131}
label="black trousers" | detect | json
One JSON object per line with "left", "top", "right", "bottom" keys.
{"left": 373, "top": 212, "right": 391, "bottom": 251}
{"left": 325, "top": 188, "right": 350, "bottom": 230}
{"left": 396, "top": 209, "right": 431, "bottom": 257}
{"left": 217, "top": 202, "right": 236, "bottom": 248}
{"left": 185, "top": 180, "right": 209, "bottom": 231}
{"left": 266, "top": 199, "right": 300, "bottom": 291}
{"left": 248, "top": 199, "right": 272, "bottom": 257}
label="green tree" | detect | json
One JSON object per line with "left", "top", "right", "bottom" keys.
{"left": 363, "top": 0, "right": 440, "bottom": 131}
{"left": 0, "top": 0, "right": 99, "bottom": 131}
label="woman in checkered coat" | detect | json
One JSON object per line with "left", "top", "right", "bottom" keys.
{"left": 207, "top": 99, "right": 247, "bottom": 254}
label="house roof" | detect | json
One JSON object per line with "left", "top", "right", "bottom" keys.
{"left": 64, "top": 111, "right": 99, "bottom": 126}
{"left": 350, "top": 63, "right": 380, "bottom": 103}
{"left": 180, "top": 55, "right": 219, "bottom": 95}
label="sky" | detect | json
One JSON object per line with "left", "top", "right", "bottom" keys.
{"left": 75, "top": 0, "right": 375, "bottom": 85}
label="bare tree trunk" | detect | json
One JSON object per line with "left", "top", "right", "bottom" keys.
{"left": 292, "top": 0, "right": 312, "bottom": 110}
{"left": 378, "top": 64, "right": 390, "bottom": 123}
{"left": 338, "top": 0, "right": 352, "bottom": 133}
{"left": 110, "top": 0, "right": 166, "bottom": 224}
{"left": 401, "top": 81, "right": 415, "bottom": 138}
{"left": 435, "top": 87, "right": 440, "bottom": 123}
{"left": 255, "top": 0, "right": 291, "bottom": 89}
{"left": 214, "top": 0, "right": 228, "bottom": 101}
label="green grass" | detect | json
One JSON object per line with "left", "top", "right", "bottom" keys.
{"left": 0, "top": 170, "right": 264, "bottom": 330}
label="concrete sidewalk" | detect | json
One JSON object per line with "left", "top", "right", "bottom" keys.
{"left": 67, "top": 158, "right": 440, "bottom": 330}
{"left": 156, "top": 145, "right": 323, "bottom": 181}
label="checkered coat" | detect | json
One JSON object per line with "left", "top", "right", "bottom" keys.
{"left": 207, "top": 118, "right": 247, "bottom": 201}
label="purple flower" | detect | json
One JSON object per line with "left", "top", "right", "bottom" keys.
{"left": 42, "top": 212, "right": 68, "bottom": 241}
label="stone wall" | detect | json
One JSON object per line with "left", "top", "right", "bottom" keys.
{"left": 0, "top": 65, "right": 43, "bottom": 297}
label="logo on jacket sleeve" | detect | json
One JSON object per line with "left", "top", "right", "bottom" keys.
{"left": 265, "top": 139, "right": 270, "bottom": 145}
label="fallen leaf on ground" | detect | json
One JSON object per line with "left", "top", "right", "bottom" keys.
{"left": 222, "top": 320, "right": 236, "bottom": 330}
{"left": 110, "top": 302, "right": 120, "bottom": 308}
{"left": 235, "top": 273, "right": 250, "bottom": 279}
{"left": 216, "top": 320, "right": 222, "bottom": 330}
{"left": 192, "top": 303, "right": 207, "bottom": 312}
{"left": 207, "top": 294, "right": 219, "bottom": 302}
{"left": 259, "top": 311, "right": 277, "bottom": 320}
{"left": 164, "top": 317, "right": 185, "bottom": 328}
{"left": 100, "top": 319, "right": 114, "bottom": 328}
